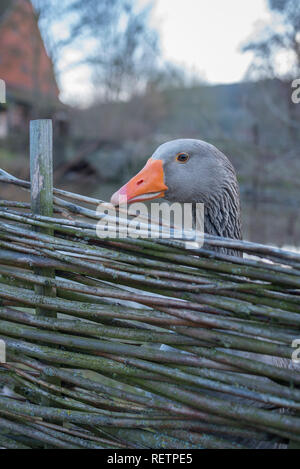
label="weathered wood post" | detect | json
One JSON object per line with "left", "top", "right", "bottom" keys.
{"left": 30, "top": 120, "right": 56, "bottom": 317}
{"left": 30, "top": 120, "right": 60, "bottom": 419}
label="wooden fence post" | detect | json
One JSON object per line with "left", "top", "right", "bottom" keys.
{"left": 30, "top": 120, "right": 60, "bottom": 420}
{"left": 30, "top": 120, "right": 56, "bottom": 318}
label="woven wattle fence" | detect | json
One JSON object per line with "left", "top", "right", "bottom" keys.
{"left": 0, "top": 120, "right": 300, "bottom": 449}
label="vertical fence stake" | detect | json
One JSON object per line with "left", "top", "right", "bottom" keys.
{"left": 30, "top": 119, "right": 56, "bottom": 317}
{"left": 30, "top": 120, "right": 60, "bottom": 419}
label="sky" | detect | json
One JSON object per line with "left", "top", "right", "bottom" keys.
{"left": 147, "top": 0, "right": 272, "bottom": 83}
{"left": 59, "top": 0, "right": 272, "bottom": 104}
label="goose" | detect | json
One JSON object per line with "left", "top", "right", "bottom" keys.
{"left": 111, "top": 139, "right": 242, "bottom": 255}
{"left": 110, "top": 139, "right": 295, "bottom": 448}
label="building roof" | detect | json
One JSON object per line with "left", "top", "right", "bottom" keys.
{"left": 0, "top": 0, "right": 60, "bottom": 106}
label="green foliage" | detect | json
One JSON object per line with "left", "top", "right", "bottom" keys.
{"left": 0, "top": 148, "right": 18, "bottom": 162}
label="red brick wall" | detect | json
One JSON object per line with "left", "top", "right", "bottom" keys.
{"left": 0, "top": 0, "right": 59, "bottom": 99}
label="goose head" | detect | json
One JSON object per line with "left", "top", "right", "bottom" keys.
{"left": 111, "top": 139, "right": 242, "bottom": 245}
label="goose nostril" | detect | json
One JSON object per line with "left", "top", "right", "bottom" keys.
{"left": 137, "top": 179, "right": 144, "bottom": 186}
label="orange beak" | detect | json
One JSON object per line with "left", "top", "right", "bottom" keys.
{"left": 110, "top": 158, "right": 168, "bottom": 206}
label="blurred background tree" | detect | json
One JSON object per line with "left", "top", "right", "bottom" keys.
{"left": 244, "top": 0, "right": 300, "bottom": 79}
{"left": 32, "top": 0, "right": 160, "bottom": 102}
{"left": 241, "top": 0, "right": 300, "bottom": 196}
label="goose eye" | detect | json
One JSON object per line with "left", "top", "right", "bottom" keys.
{"left": 176, "top": 152, "right": 189, "bottom": 163}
